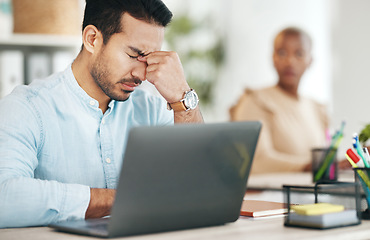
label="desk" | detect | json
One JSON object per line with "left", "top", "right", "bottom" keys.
{"left": 1, "top": 217, "right": 370, "bottom": 240}
{"left": 1, "top": 171, "right": 363, "bottom": 240}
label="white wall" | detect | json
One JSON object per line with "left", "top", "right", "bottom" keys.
{"left": 164, "top": 0, "right": 370, "bottom": 155}
{"left": 163, "top": 0, "right": 332, "bottom": 123}
{"left": 330, "top": 0, "right": 370, "bottom": 156}
{"left": 211, "top": 0, "right": 332, "bottom": 122}
{"left": 163, "top": 0, "right": 370, "bottom": 158}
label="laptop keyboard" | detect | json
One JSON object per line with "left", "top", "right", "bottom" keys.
{"left": 84, "top": 218, "right": 109, "bottom": 231}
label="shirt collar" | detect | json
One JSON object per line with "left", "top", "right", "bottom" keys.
{"left": 63, "top": 65, "right": 133, "bottom": 112}
{"left": 63, "top": 64, "right": 100, "bottom": 109}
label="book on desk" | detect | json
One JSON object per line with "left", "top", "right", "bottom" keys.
{"left": 240, "top": 200, "right": 287, "bottom": 217}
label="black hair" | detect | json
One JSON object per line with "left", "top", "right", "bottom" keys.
{"left": 274, "top": 27, "right": 312, "bottom": 50}
{"left": 83, "top": 0, "right": 173, "bottom": 44}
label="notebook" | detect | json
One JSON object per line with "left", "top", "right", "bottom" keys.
{"left": 49, "top": 121, "right": 261, "bottom": 238}
{"left": 240, "top": 200, "right": 288, "bottom": 217}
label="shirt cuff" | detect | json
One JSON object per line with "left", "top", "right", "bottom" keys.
{"left": 58, "top": 183, "right": 90, "bottom": 222}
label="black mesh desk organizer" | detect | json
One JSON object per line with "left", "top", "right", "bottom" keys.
{"left": 283, "top": 181, "right": 361, "bottom": 229}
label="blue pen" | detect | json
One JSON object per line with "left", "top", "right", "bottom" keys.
{"left": 353, "top": 134, "right": 369, "bottom": 168}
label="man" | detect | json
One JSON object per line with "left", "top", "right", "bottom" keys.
{"left": 0, "top": 0, "right": 203, "bottom": 228}
{"left": 230, "top": 27, "right": 328, "bottom": 174}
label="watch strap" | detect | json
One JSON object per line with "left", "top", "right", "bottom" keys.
{"left": 167, "top": 101, "right": 187, "bottom": 112}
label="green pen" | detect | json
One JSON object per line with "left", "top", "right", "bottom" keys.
{"left": 353, "top": 134, "right": 369, "bottom": 168}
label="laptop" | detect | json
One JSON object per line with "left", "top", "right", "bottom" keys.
{"left": 50, "top": 121, "right": 261, "bottom": 238}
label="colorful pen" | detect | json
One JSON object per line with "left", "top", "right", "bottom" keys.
{"left": 345, "top": 153, "right": 370, "bottom": 188}
{"left": 363, "top": 147, "right": 370, "bottom": 167}
{"left": 346, "top": 151, "right": 370, "bottom": 208}
{"left": 325, "top": 129, "right": 332, "bottom": 146}
{"left": 314, "top": 121, "right": 345, "bottom": 182}
{"left": 347, "top": 149, "right": 365, "bottom": 168}
{"left": 353, "top": 134, "right": 369, "bottom": 168}
{"left": 314, "top": 134, "right": 343, "bottom": 182}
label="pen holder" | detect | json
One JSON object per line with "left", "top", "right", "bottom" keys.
{"left": 312, "top": 147, "right": 338, "bottom": 182}
{"left": 353, "top": 168, "right": 370, "bottom": 219}
{"left": 283, "top": 181, "right": 361, "bottom": 229}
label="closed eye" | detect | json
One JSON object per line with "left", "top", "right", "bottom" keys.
{"left": 127, "top": 53, "right": 139, "bottom": 59}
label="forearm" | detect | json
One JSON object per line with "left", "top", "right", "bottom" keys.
{"left": 0, "top": 177, "right": 90, "bottom": 228}
{"left": 174, "top": 107, "right": 204, "bottom": 124}
{"left": 85, "top": 188, "right": 116, "bottom": 219}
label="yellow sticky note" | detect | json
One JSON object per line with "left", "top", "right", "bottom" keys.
{"left": 291, "top": 203, "right": 344, "bottom": 216}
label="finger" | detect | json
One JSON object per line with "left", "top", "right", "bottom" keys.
{"left": 145, "top": 71, "right": 158, "bottom": 85}
{"left": 146, "top": 51, "right": 171, "bottom": 57}
{"left": 145, "top": 51, "right": 176, "bottom": 65}
{"left": 146, "top": 63, "right": 160, "bottom": 73}
{"left": 145, "top": 64, "right": 164, "bottom": 84}
{"left": 137, "top": 51, "right": 166, "bottom": 62}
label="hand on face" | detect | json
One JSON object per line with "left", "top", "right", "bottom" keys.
{"left": 138, "top": 51, "right": 190, "bottom": 103}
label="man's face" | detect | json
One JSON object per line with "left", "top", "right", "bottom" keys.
{"left": 273, "top": 34, "right": 312, "bottom": 89}
{"left": 90, "top": 14, "right": 164, "bottom": 101}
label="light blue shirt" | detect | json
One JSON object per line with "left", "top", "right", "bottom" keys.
{"left": 0, "top": 66, "right": 173, "bottom": 228}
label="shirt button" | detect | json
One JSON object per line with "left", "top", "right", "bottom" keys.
{"left": 102, "top": 119, "right": 106, "bottom": 125}
{"left": 89, "top": 100, "right": 95, "bottom": 106}
{"left": 105, "top": 158, "right": 111, "bottom": 164}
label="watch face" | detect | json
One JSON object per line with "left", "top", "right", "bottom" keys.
{"left": 184, "top": 90, "right": 199, "bottom": 110}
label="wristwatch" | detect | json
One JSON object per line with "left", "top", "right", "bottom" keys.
{"left": 167, "top": 89, "right": 199, "bottom": 112}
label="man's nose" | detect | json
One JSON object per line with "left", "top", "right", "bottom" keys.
{"left": 131, "top": 61, "right": 147, "bottom": 81}
{"left": 284, "top": 54, "right": 295, "bottom": 66}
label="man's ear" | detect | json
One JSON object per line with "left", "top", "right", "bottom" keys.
{"left": 82, "top": 25, "right": 102, "bottom": 54}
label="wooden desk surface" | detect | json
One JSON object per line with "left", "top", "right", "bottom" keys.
{"left": 1, "top": 216, "right": 369, "bottom": 240}
{"left": 1, "top": 171, "right": 362, "bottom": 240}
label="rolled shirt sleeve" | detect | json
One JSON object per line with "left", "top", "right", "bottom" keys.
{"left": 0, "top": 93, "right": 91, "bottom": 228}
{"left": 0, "top": 178, "right": 90, "bottom": 228}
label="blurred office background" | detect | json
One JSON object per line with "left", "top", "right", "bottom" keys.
{"left": 0, "top": 0, "right": 369, "bottom": 156}
{"left": 164, "top": 0, "right": 370, "bottom": 157}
